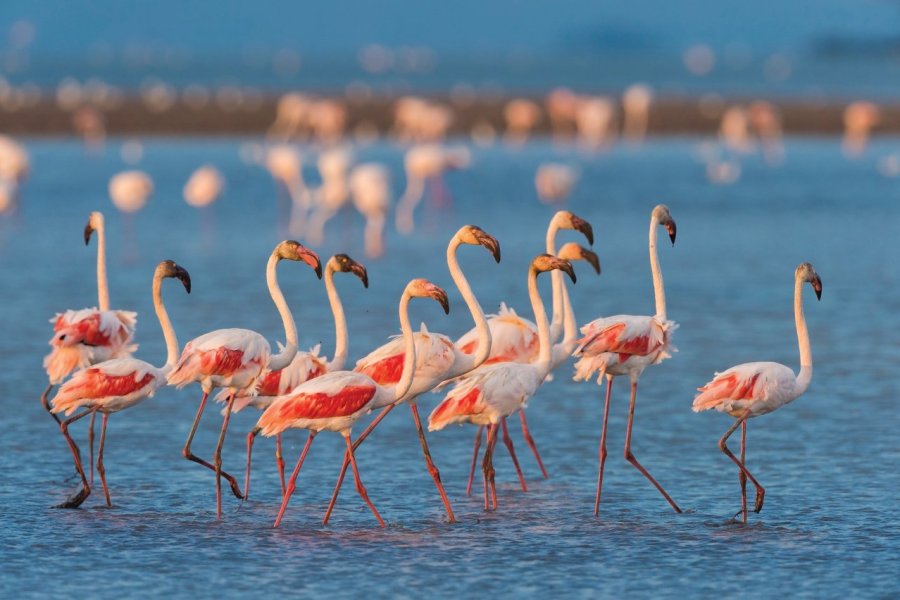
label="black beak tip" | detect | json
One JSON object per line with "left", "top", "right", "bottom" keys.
{"left": 493, "top": 247, "right": 501, "bottom": 263}
{"left": 442, "top": 300, "right": 450, "bottom": 315}
{"left": 315, "top": 264, "right": 323, "bottom": 279}
{"left": 83, "top": 225, "right": 92, "bottom": 245}
{"left": 362, "top": 275, "right": 369, "bottom": 288}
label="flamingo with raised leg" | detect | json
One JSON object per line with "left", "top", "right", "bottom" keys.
{"left": 167, "top": 241, "right": 321, "bottom": 519}
{"left": 51, "top": 260, "right": 191, "bottom": 508}
{"left": 429, "top": 254, "right": 576, "bottom": 511}
{"left": 254, "top": 279, "right": 450, "bottom": 528}
{"left": 693, "top": 263, "right": 821, "bottom": 523}
{"left": 321, "top": 225, "right": 500, "bottom": 524}
{"left": 239, "top": 253, "right": 369, "bottom": 498}
{"left": 573, "top": 204, "right": 681, "bottom": 515}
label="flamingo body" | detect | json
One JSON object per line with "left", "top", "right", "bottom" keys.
{"left": 573, "top": 314, "right": 676, "bottom": 380}
{"left": 51, "top": 358, "right": 163, "bottom": 416}
{"left": 456, "top": 302, "right": 538, "bottom": 364}
{"left": 44, "top": 308, "right": 137, "bottom": 384}
{"left": 168, "top": 328, "right": 270, "bottom": 393}
{"left": 219, "top": 344, "right": 327, "bottom": 413}
{"left": 692, "top": 361, "right": 801, "bottom": 418}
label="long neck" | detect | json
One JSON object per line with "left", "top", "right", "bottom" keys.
{"left": 96, "top": 219, "right": 110, "bottom": 311}
{"left": 394, "top": 292, "right": 417, "bottom": 400}
{"left": 324, "top": 264, "right": 349, "bottom": 371}
{"left": 794, "top": 277, "right": 813, "bottom": 394}
{"left": 152, "top": 274, "right": 179, "bottom": 370}
{"left": 649, "top": 214, "right": 666, "bottom": 320}
{"left": 559, "top": 275, "right": 578, "bottom": 348}
{"left": 545, "top": 219, "right": 563, "bottom": 342}
{"left": 528, "top": 267, "right": 552, "bottom": 374}
{"left": 266, "top": 254, "right": 298, "bottom": 371}
{"left": 448, "top": 238, "right": 491, "bottom": 372}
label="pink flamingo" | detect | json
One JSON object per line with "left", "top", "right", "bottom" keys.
{"left": 572, "top": 204, "right": 681, "bottom": 515}
{"left": 321, "top": 225, "right": 501, "bottom": 524}
{"left": 167, "top": 241, "right": 321, "bottom": 519}
{"left": 239, "top": 254, "right": 369, "bottom": 498}
{"left": 254, "top": 279, "right": 450, "bottom": 528}
{"left": 50, "top": 260, "right": 190, "bottom": 508}
{"left": 693, "top": 263, "right": 821, "bottom": 523}
{"left": 429, "top": 254, "right": 576, "bottom": 510}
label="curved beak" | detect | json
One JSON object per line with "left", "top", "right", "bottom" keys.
{"left": 580, "top": 247, "right": 601, "bottom": 275}
{"left": 554, "top": 257, "right": 577, "bottom": 284}
{"left": 473, "top": 228, "right": 501, "bottom": 263}
{"left": 812, "top": 274, "right": 822, "bottom": 300}
{"left": 299, "top": 246, "right": 323, "bottom": 279}
{"left": 174, "top": 265, "right": 192, "bottom": 294}
{"left": 427, "top": 283, "right": 450, "bottom": 314}
{"left": 349, "top": 259, "right": 369, "bottom": 288}
{"left": 571, "top": 214, "right": 594, "bottom": 246}
{"left": 83, "top": 222, "right": 94, "bottom": 246}
{"left": 666, "top": 219, "right": 677, "bottom": 246}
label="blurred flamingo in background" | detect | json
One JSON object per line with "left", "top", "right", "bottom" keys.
{"left": 395, "top": 144, "right": 470, "bottom": 235}
{"left": 576, "top": 97, "right": 616, "bottom": 150}
{"left": 545, "top": 88, "right": 579, "bottom": 142}
{"left": 748, "top": 101, "right": 783, "bottom": 164}
{"left": 349, "top": 163, "right": 391, "bottom": 259}
{"left": 622, "top": 84, "right": 653, "bottom": 144}
{"left": 693, "top": 263, "right": 821, "bottom": 523}
{"left": 504, "top": 98, "right": 542, "bottom": 145}
{"left": 573, "top": 204, "right": 681, "bottom": 515}
{"left": 51, "top": 260, "right": 191, "bottom": 509}
{"left": 843, "top": 101, "right": 880, "bottom": 157}
{"left": 306, "top": 148, "right": 352, "bottom": 244}
{"left": 268, "top": 92, "right": 311, "bottom": 141}
{"left": 167, "top": 241, "right": 321, "bottom": 519}
{"left": 265, "top": 145, "right": 308, "bottom": 237}
{"left": 309, "top": 99, "right": 347, "bottom": 145}
{"left": 183, "top": 165, "right": 224, "bottom": 209}
{"left": 255, "top": 279, "right": 450, "bottom": 528}
{"left": 535, "top": 163, "right": 579, "bottom": 204}
{"left": 0, "top": 135, "right": 29, "bottom": 215}
{"left": 109, "top": 170, "right": 153, "bottom": 214}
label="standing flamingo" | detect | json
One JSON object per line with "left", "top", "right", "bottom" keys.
{"left": 254, "top": 279, "right": 450, "bottom": 528}
{"left": 572, "top": 204, "right": 681, "bottom": 515}
{"left": 429, "top": 255, "right": 576, "bottom": 511}
{"left": 693, "top": 263, "right": 821, "bottom": 523}
{"left": 50, "top": 260, "right": 191, "bottom": 508}
{"left": 321, "top": 225, "right": 500, "bottom": 524}
{"left": 349, "top": 163, "right": 391, "bottom": 259}
{"left": 109, "top": 170, "right": 153, "bottom": 214}
{"left": 395, "top": 144, "right": 470, "bottom": 235}
{"left": 264, "top": 146, "right": 309, "bottom": 237}
{"left": 167, "top": 241, "right": 321, "bottom": 519}
{"left": 183, "top": 165, "right": 224, "bottom": 209}
{"left": 305, "top": 149, "right": 352, "bottom": 245}
{"left": 239, "top": 253, "right": 369, "bottom": 498}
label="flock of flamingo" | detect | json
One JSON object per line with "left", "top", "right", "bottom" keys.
{"left": 42, "top": 206, "right": 821, "bottom": 527}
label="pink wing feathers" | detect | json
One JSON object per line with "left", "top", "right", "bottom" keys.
{"left": 692, "top": 362, "right": 797, "bottom": 416}
{"left": 456, "top": 302, "right": 539, "bottom": 364}
{"left": 50, "top": 358, "right": 158, "bottom": 416}
{"left": 43, "top": 309, "right": 138, "bottom": 383}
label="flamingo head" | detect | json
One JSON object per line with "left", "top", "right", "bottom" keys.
{"left": 796, "top": 262, "right": 822, "bottom": 300}
{"left": 84, "top": 211, "right": 104, "bottom": 245}
{"left": 406, "top": 278, "right": 450, "bottom": 314}
{"left": 532, "top": 254, "right": 576, "bottom": 283}
{"left": 457, "top": 225, "right": 501, "bottom": 262}
{"left": 653, "top": 204, "right": 676, "bottom": 245}
{"left": 557, "top": 243, "right": 600, "bottom": 275}
{"left": 332, "top": 254, "right": 368, "bottom": 288}
{"left": 157, "top": 259, "right": 192, "bottom": 293}
{"left": 275, "top": 240, "right": 322, "bottom": 279}
{"left": 556, "top": 211, "right": 594, "bottom": 245}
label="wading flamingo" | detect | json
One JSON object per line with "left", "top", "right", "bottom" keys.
{"left": 429, "top": 255, "right": 576, "bottom": 511}
{"left": 395, "top": 144, "right": 470, "bottom": 235}
{"left": 109, "top": 170, "right": 153, "bottom": 214}
{"left": 50, "top": 260, "right": 191, "bottom": 508}
{"left": 239, "top": 254, "right": 369, "bottom": 498}
{"left": 254, "top": 279, "right": 450, "bottom": 528}
{"left": 167, "top": 241, "right": 321, "bottom": 519}
{"left": 183, "top": 165, "right": 224, "bottom": 209}
{"left": 349, "top": 163, "right": 391, "bottom": 259}
{"left": 305, "top": 149, "right": 352, "bottom": 245}
{"left": 322, "top": 225, "right": 500, "bottom": 524}
{"left": 573, "top": 204, "right": 681, "bottom": 515}
{"left": 693, "top": 263, "right": 821, "bottom": 523}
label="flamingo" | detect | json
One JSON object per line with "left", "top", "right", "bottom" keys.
{"left": 535, "top": 164, "right": 579, "bottom": 205}
{"left": 321, "top": 225, "right": 501, "bottom": 524}
{"left": 572, "top": 204, "right": 681, "bottom": 515}
{"left": 622, "top": 84, "right": 653, "bottom": 144}
{"left": 305, "top": 148, "right": 352, "bottom": 245}
{"left": 348, "top": 163, "right": 391, "bottom": 259}
{"left": 183, "top": 165, "right": 224, "bottom": 209}
{"left": 109, "top": 170, "right": 153, "bottom": 214}
{"left": 429, "top": 254, "right": 576, "bottom": 511}
{"left": 693, "top": 263, "right": 822, "bottom": 523}
{"left": 50, "top": 260, "right": 191, "bottom": 508}
{"left": 239, "top": 253, "right": 369, "bottom": 498}
{"left": 264, "top": 145, "right": 309, "bottom": 237}
{"left": 254, "top": 278, "right": 451, "bottom": 528}
{"left": 504, "top": 99, "right": 542, "bottom": 145}
{"left": 167, "top": 240, "right": 321, "bottom": 519}
{"left": 395, "top": 144, "right": 470, "bottom": 235}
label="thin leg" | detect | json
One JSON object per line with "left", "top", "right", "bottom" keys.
{"left": 243, "top": 427, "right": 259, "bottom": 500}
{"left": 719, "top": 417, "right": 765, "bottom": 515}
{"left": 96, "top": 413, "right": 111, "bottom": 507}
{"left": 275, "top": 433, "right": 286, "bottom": 498}
{"left": 623, "top": 380, "right": 682, "bottom": 513}
{"left": 213, "top": 393, "right": 236, "bottom": 519}
{"left": 182, "top": 391, "right": 243, "bottom": 500}
{"left": 344, "top": 433, "right": 385, "bottom": 527}
{"left": 323, "top": 403, "right": 395, "bottom": 526}
{"left": 273, "top": 432, "right": 316, "bottom": 528}
{"left": 594, "top": 375, "right": 613, "bottom": 516}
{"left": 739, "top": 421, "right": 748, "bottom": 523}
{"left": 88, "top": 411, "right": 96, "bottom": 486}
{"left": 501, "top": 418, "right": 528, "bottom": 492}
{"left": 410, "top": 404, "right": 456, "bottom": 523}
{"left": 519, "top": 410, "right": 549, "bottom": 479}
{"left": 56, "top": 409, "right": 95, "bottom": 508}
{"left": 41, "top": 384, "right": 61, "bottom": 424}
{"left": 482, "top": 424, "right": 499, "bottom": 511}
{"left": 466, "top": 426, "right": 484, "bottom": 497}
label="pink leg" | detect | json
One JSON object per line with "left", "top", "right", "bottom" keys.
{"left": 501, "top": 418, "right": 528, "bottom": 492}
{"left": 213, "top": 393, "right": 236, "bottom": 519}
{"left": 41, "top": 384, "right": 61, "bottom": 425}
{"left": 273, "top": 432, "right": 316, "bottom": 528}
{"left": 466, "top": 426, "right": 484, "bottom": 496}
{"left": 410, "top": 404, "right": 456, "bottom": 523}
{"left": 594, "top": 375, "right": 613, "bottom": 516}
{"left": 623, "top": 380, "right": 682, "bottom": 513}
{"left": 344, "top": 433, "right": 385, "bottom": 527}
{"left": 56, "top": 409, "right": 95, "bottom": 508}
{"left": 182, "top": 391, "right": 243, "bottom": 500}
{"left": 519, "top": 410, "right": 548, "bottom": 479}
{"left": 96, "top": 413, "right": 111, "bottom": 507}
{"left": 323, "top": 403, "right": 395, "bottom": 525}
{"left": 482, "top": 424, "right": 499, "bottom": 511}
{"left": 720, "top": 417, "right": 765, "bottom": 516}
{"left": 275, "top": 433, "right": 286, "bottom": 498}
{"left": 243, "top": 427, "right": 259, "bottom": 500}
{"left": 88, "top": 411, "right": 97, "bottom": 486}
{"left": 738, "top": 421, "right": 748, "bottom": 523}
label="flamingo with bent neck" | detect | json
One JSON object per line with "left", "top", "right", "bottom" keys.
{"left": 693, "top": 263, "right": 821, "bottom": 523}
{"left": 572, "top": 204, "right": 681, "bottom": 515}
{"left": 167, "top": 240, "right": 321, "bottom": 519}
{"left": 50, "top": 260, "right": 190, "bottom": 508}
{"left": 255, "top": 279, "right": 450, "bottom": 528}
{"left": 321, "top": 225, "right": 500, "bottom": 524}
{"left": 429, "top": 254, "right": 576, "bottom": 511}
{"left": 239, "top": 253, "right": 369, "bottom": 498}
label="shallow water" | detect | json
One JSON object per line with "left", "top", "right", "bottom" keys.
{"left": 1, "top": 137, "right": 898, "bottom": 598}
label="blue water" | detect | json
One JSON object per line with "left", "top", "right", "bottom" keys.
{"left": 1, "top": 137, "right": 898, "bottom": 597}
